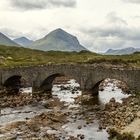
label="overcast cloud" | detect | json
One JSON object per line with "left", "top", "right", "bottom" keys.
{"left": 0, "top": 0, "right": 140, "bottom": 52}
{"left": 10, "top": 0, "right": 76, "bottom": 10}
{"left": 122, "top": 0, "right": 140, "bottom": 4}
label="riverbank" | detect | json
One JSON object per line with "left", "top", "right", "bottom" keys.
{"left": 75, "top": 94, "right": 140, "bottom": 139}
{"left": 96, "top": 96, "right": 140, "bottom": 130}
{"left": 0, "top": 94, "right": 69, "bottom": 139}
{"left": 122, "top": 111, "right": 140, "bottom": 138}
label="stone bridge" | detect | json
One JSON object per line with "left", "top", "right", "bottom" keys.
{"left": 0, "top": 64, "right": 140, "bottom": 94}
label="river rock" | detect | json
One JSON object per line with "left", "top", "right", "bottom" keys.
{"left": 109, "top": 97, "right": 116, "bottom": 103}
{"left": 0, "top": 134, "right": 17, "bottom": 140}
{"left": 97, "top": 96, "right": 140, "bottom": 130}
{"left": 77, "top": 125, "right": 82, "bottom": 129}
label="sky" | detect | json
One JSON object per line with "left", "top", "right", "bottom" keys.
{"left": 0, "top": 0, "right": 140, "bottom": 52}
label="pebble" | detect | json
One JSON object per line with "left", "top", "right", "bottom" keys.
{"left": 77, "top": 125, "right": 82, "bottom": 129}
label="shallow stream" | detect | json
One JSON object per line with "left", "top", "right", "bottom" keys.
{"left": 0, "top": 79, "right": 130, "bottom": 139}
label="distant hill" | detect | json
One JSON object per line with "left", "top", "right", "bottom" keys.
{"left": 0, "top": 44, "right": 140, "bottom": 68}
{"left": 0, "top": 32, "right": 19, "bottom": 47}
{"left": 105, "top": 47, "right": 140, "bottom": 55}
{"left": 0, "top": 44, "right": 96, "bottom": 67}
{"left": 14, "top": 37, "right": 33, "bottom": 47}
{"left": 30, "top": 28, "right": 88, "bottom": 52}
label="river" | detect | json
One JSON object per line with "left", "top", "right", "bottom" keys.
{"left": 0, "top": 78, "right": 130, "bottom": 139}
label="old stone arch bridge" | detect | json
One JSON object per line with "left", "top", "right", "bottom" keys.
{"left": 0, "top": 64, "right": 140, "bottom": 94}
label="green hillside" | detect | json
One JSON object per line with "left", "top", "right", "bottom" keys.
{"left": 30, "top": 28, "right": 87, "bottom": 52}
{"left": 0, "top": 45, "right": 140, "bottom": 68}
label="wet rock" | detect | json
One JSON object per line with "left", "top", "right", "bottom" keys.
{"left": 93, "top": 105, "right": 100, "bottom": 111}
{"left": 40, "top": 100, "right": 49, "bottom": 108}
{"left": 0, "top": 134, "right": 17, "bottom": 140}
{"left": 0, "top": 92, "right": 52, "bottom": 108}
{"left": 99, "top": 124, "right": 103, "bottom": 130}
{"left": 77, "top": 125, "right": 82, "bottom": 129}
{"left": 80, "top": 134, "right": 85, "bottom": 139}
{"left": 109, "top": 97, "right": 116, "bottom": 103}
{"left": 97, "top": 96, "right": 140, "bottom": 131}
{"left": 68, "top": 136, "right": 79, "bottom": 140}
{"left": 72, "top": 90, "right": 75, "bottom": 94}
{"left": 99, "top": 87, "right": 104, "bottom": 92}
{"left": 77, "top": 134, "right": 85, "bottom": 139}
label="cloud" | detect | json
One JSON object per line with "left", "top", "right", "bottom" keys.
{"left": 82, "top": 26, "right": 140, "bottom": 41}
{"left": 122, "top": 0, "right": 140, "bottom": 4}
{"left": 10, "top": 0, "right": 76, "bottom": 10}
{"left": 0, "top": 27, "right": 23, "bottom": 38}
{"left": 0, "top": 27, "right": 49, "bottom": 40}
{"left": 106, "top": 12, "right": 128, "bottom": 26}
{"left": 81, "top": 13, "right": 128, "bottom": 40}
{"left": 80, "top": 26, "right": 140, "bottom": 52}
{"left": 78, "top": 12, "right": 140, "bottom": 52}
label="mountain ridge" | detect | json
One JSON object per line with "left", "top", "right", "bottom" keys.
{"left": 0, "top": 32, "right": 19, "bottom": 47}
{"left": 105, "top": 47, "right": 140, "bottom": 55}
{"left": 14, "top": 37, "right": 33, "bottom": 47}
{"left": 29, "top": 28, "right": 88, "bottom": 52}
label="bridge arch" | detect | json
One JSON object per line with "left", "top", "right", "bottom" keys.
{"left": 92, "top": 78, "right": 129, "bottom": 95}
{"left": 3, "top": 75, "right": 22, "bottom": 93}
{"left": 40, "top": 73, "right": 63, "bottom": 92}
{"left": 38, "top": 73, "right": 81, "bottom": 93}
{"left": 3, "top": 74, "right": 33, "bottom": 94}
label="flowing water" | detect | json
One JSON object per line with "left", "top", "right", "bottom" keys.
{"left": 0, "top": 79, "right": 130, "bottom": 139}
{"left": 51, "top": 79, "right": 129, "bottom": 140}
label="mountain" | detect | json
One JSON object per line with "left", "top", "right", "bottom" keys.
{"left": 14, "top": 37, "right": 33, "bottom": 47}
{"left": 105, "top": 47, "right": 140, "bottom": 55}
{"left": 30, "top": 28, "right": 88, "bottom": 52}
{"left": 0, "top": 32, "right": 19, "bottom": 47}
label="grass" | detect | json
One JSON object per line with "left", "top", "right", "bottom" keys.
{"left": 108, "top": 128, "right": 140, "bottom": 140}
{"left": 136, "top": 91, "right": 140, "bottom": 99}
{"left": 0, "top": 45, "right": 140, "bottom": 68}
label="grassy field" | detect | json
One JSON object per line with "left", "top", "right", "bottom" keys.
{"left": 0, "top": 45, "right": 140, "bottom": 68}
